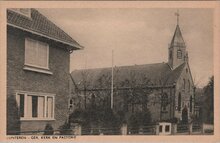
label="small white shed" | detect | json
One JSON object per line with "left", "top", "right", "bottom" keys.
{"left": 158, "top": 122, "right": 172, "bottom": 135}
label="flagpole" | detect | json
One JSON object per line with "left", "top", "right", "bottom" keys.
{"left": 111, "top": 50, "right": 114, "bottom": 109}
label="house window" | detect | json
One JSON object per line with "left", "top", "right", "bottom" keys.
{"left": 178, "top": 93, "right": 181, "bottom": 112}
{"left": 16, "top": 92, "right": 54, "bottom": 120}
{"left": 10, "top": 8, "right": 31, "bottom": 18}
{"left": 25, "top": 38, "right": 49, "bottom": 69}
{"left": 177, "top": 50, "right": 182, "bottom": 59}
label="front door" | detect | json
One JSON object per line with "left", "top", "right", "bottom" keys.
{"left": 182, "top": 106, "right": 188, "bottom": 123}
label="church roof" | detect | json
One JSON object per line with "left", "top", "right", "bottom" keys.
{"left": 7, "top": 8, "right": 83, "bottom": 50}
{"left": 71, "top": 62, "right": 185, "bottom": 90}
{"left": 170, "top": 25, "right": 185, "bottom": 47}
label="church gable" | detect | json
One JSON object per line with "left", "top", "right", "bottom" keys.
{"left": 164, "top": 62, "right": 186, "bottom": 85}
{"left": 174, "top": 62, "right": 194, "bottom": 121}
{"left": 175, "top": 63, "right": 194, "bottom": 93}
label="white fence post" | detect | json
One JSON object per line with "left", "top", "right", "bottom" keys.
{"left": 155, "top": 124, "right": 159, "bottom": 135}
{"left": 76, "top": 124, "right": 82, "bottom": 135}
{"left": 121, "top": 123, "right": 127, "bottom": 135}
{"left": 189, "top": 123, "right": 193, "bottom": 135}
{"left": 72, "top": 123, "right": 81, "bottom": 136}
{"left": 171, "top": 123, "right": 177, "bottom": 135}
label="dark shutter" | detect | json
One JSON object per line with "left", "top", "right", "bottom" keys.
{"left": 19, "top": 94, "right": 24, "bottom": 117}
{"left": 32, "top": 96, "right": 38, "bottom": 117}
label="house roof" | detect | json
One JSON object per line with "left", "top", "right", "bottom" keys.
{"left": 71, "top": 62, "right": 186, "bottom": 90}
{"left": 170, "top": 25, "right": 185, "bottom": 47}
{"left": 7, "top": 8, "right": 83, "bottom": 50}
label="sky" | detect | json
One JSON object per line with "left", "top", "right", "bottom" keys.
{"left": 39, "top": 8, "right": 213, "bottom": 88}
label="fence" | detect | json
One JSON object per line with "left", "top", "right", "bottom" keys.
{"left": 9, "top": 123, "right": 213, "bottom": 135}
{"left": 177, "top": 123, "right": 189, "bottom": 133}
{"left": 127, "top": 125, "right": 156, "bottom": 135}
{"left": 8, "top": 128, "right": 78, "bottom": 135}
{"left": 173, "top": 123, "right": 213, "bottom": 135}
{"left": 81, "top": 127, "right": 121, "bottom": 135}
{"left": 192, "top": 122, "right": 201, "bottom": 132}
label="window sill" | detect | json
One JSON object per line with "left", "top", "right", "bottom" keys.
{"left": 23, "top": 65, "right": 53, "bottom": 75}
{"left": 20, "top": 118, "right": 55, "bottom": 121}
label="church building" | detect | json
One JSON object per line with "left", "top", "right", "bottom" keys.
{"left": 70, "top": 14, "right": 195, "bottom": 123}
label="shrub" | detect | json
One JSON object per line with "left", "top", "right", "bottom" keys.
{"left": 128, "top": 110, "right": 152, "bottom": 134}
{"left": 59, "top": 121, "right": 72, "bottom": 135}
{"left": 69, "top": 107, "right": 121, "bottom": 135}
{"left": 43, "top": 123, "right": 54, "bottom": 135}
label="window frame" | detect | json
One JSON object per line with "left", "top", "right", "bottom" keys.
{"left": 25, "top": 38, "right": 50, "bottom": 70}
{"left": 16, "top": 91, "right": 55, "bottom": 121}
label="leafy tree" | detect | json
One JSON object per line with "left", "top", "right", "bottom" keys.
{"left": 202, "top": 76, "right": 214, "bottom": 124}
{"left": 70, "top": 68, "right": 155, "bottom": 135}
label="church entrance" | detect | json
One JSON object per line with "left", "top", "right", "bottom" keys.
{"left": 181, "top": 106, "right": 188, "bottom": 124}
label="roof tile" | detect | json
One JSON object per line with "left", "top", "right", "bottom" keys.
{"left": 7, "top": 8, "right": 83, "bottom": 49}
{"left": 71, "top": 63, "right": 185, "bottom": 90}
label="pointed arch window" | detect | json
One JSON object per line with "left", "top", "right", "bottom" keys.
{"left": 177, "top": 50, "right": 182, "bottom": 59}
{"left": 161, "top": 93, "right": 168, "bottom": 111}
{"left": 188, "top": 80, "right": 190, "bottom": 92}
{"left": 69, "top": 98, "right": 74, "bottom": 109}
{"left": 183, "top": 79, "right": 186, "bottom": 90}
{"left": 178, "top": 93, "right": 181, "bottom": 112}
{"left": 190, "top": 96, "right": 192, "bottom": 112}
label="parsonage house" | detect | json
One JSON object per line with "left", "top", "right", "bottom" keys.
{"left": 70, "top": 18, "right": 195, "bottom": 123}
{"left": 7, "top": 8, "right": 83, "bottom": 135}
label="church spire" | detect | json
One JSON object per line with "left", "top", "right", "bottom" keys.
{"left": 168, "top": 11, "right": 187, "bottom": 70}
{"left": 170, "top": 24, "right": 185, "bottom": 47}
{"left": 170, "top": 10, "right": 185, "bottom": 47}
